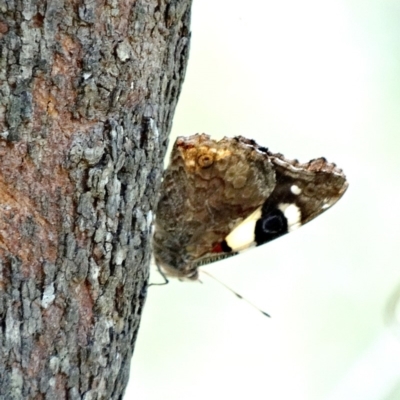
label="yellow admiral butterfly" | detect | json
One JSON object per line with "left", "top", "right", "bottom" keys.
{"left": 153, "top": 134, "right": 348, "bottom": 280}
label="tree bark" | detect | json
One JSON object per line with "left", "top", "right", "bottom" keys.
{"left": 0, "top": 0, "right": 191, "bottom": 398}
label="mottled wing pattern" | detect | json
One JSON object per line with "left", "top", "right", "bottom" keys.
{"left": 211, "top": 138, "right": 348, "bottom": 252}
{"left": 266, "top": 151, "right": 348, "bottom": 226}
{"left": 153, "top": 134, "right": 276, "bottom": 279}
{"left": 153, "top": 134, "right": 348, "bottom": 280}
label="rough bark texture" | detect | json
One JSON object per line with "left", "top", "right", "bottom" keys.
{"left": 0, "top": 0, "right": 191, "bottom": 398}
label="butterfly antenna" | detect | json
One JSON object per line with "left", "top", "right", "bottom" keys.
{"left": 201, "top": 270, "right": 271, "bottom": 318}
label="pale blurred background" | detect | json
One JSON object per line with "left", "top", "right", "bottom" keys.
{"left": 126, "top": 1, "right": 400, "bottom": 399}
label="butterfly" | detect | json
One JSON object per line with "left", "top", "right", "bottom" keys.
{"left": 153, "top": 134, "right": 348, "bottom": 280}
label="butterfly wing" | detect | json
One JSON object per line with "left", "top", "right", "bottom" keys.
{"left": 153, "top": 134, "right": 276, "bottom": 279}
{"left": 213, "top": 140, "right": 348, "bottom": 253}
{"left": 153, "top": 134, "right": 348, "bottom": 279}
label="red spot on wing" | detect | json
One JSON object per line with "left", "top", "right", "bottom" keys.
{"left": 212, "top": 243, "right": 223, "bottom": 253}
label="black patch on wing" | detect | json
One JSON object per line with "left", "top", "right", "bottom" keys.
{"left": 255, "top": 208, "right": 288, "bottom": 246}
{"left": 221, "top": 240, "right": 233, "bottom": 253}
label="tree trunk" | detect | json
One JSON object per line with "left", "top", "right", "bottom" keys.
{"left": 0, "top": 1, "right": 191, "bottom": 398}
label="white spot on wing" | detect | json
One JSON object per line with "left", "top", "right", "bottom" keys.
{"left": 225, "top": 207, "right": 262, "bottom": 251}
{"left": 290, "top": 185, "right": 302, "bottom": 195}
{"left": 278, "top": 203, "right": 302, "bottom": 232}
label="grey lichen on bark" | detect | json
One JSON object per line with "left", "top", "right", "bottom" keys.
{"left": 0, "top": 0, "right": 191, "bottom": 398}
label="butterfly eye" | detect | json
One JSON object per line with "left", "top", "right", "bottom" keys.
{"left": 255, "top": 209, "right": 288, "bottom": 245}
{"left": 197, "top": 153, "right": 214, "bottom": 168}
